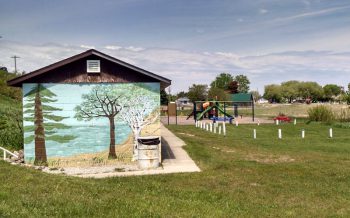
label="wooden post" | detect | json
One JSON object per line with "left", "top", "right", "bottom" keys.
{"left": 175, "top": 106, "right": 178, "bottom": 125}
{"left": 223, "top": 122, "right": 226, "bottom": 136}
{"left": 252, "top": 100, "right": 255, "bottom": 122}
{"left": 278, "top": 129, "right": 282, "bottom": 139}
{"left": 194, "top": 101, "right": 197, "bottom": 121}
{"left": 224, "top": 102, "right": 226, "bottom": 122}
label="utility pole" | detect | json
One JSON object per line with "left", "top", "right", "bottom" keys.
{"left": 11, "top": 55, "right": 20, "bottom": 73}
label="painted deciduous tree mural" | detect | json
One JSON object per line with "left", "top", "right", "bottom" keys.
{"left": 74, "top": 84, "right": 159, "bottom": 160}
{"left": 24, "top": 84, "right": 76, "bottom": 166}
{"left": 74, "top": 85, "right": 126, "bottom": 159}
{"left": 120, "top": 89, "right": 159, "bottom": 159}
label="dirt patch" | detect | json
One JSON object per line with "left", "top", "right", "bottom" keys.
{"left": 211, "top": 146, "right": 235, "bottom": 153}
{"left": 178, "top": 132, "right": 195, "bottom": 137}
{"left": 246, "top": 154, "right": 295, "bottom": 163}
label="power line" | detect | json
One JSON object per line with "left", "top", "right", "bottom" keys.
{"left": 11, "top": 55, "right": 20, "bottom": 73}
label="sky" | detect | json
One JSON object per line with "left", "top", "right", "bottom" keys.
{"left": 1, "top": 0, "right": 350, "bottom": 93}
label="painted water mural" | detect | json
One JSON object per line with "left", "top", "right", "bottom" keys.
{"left": 23, "top": 83, "right": 160, "bottom": 167}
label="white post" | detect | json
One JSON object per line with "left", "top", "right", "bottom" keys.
{"left": 302, "top": 129, "right": 305, "bottom": 139}
{"left": 206, "top": 124, "right": 209, "bottom": 131}
{"left": 253, "top": 129, "right": 256, "bottom": 139}
{"left": 278, "top": 129, "right": 282, "bottom": 139}
{"left": 235, "top": 120, "right": 238, "bottom": 127}
{"left": 329, "top": 128, "right": 333, "bottom": 138}
{"left": 219, "top": 126, "right": 222, "bottom": 135}
{"left": 223, "top": 122, "right": 226, "bottom": 136}
{"left": 294, "top": 119, "right": 297, "bottom": 125}
{"left": 3, "top": 151, "right": 6, "bottom": 160}
{"left": 276, "top": 120, "right": 279, "bottom": 125}
{"left": 210, "top": 123, "right": 213, "bottom": 132}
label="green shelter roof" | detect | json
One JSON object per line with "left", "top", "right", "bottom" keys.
{"left": 230, "top": 93, "right": 253, "bottom": 102}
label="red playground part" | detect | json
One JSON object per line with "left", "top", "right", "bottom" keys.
{"left": 273, "top": 115, "right": 291, "bottom": 122}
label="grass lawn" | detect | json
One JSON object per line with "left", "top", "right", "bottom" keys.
{"left": 1, "top": 122, "right": 350, "bottom": 217}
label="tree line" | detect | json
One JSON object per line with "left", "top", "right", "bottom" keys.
{"left": 161, "top": 73, "right": 251, "bottom": 104}
{"left": 263, "top": 81, "right": 350, "bottom": 104}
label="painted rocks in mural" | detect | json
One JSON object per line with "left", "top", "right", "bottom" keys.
{"left": 23, "top": 83, "right": 160, "bottom": 167}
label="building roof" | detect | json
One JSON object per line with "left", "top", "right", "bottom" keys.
{"left": 230, "top": 93, "right": 253, "bottom": 102}
{"left": 177, "top": 97, "right": 189, "bottom": 101}
{"left": 7, "top": 49, "right": 171, "bottom": 89}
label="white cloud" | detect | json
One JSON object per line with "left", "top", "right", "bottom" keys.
{"left": 104, "top": 45, "right": 122, "bottom": 50}
{"left": 125, "top": 46, "right": 144, "bottom": 52}
{"left": 80, "top": 44, "right": 95, "bottom": 49}
{"left": 1, "top": 41, "right": 350, "bottom": 93}
{"left": 259, "top": 9, "right": 268, "bottom": 14}
{"left": 274, "top": 5, "right": 350, "bottom": 22}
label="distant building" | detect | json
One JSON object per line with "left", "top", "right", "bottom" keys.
{"left": 257, "top": 98, "right": 268, "bottom": 104}
{"left": 176, "top": 97, "right": 192, "bottom": 108}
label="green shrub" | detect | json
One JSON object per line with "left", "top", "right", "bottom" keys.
{"left": 307, "top": 105, "right": 335, "bottom": 123}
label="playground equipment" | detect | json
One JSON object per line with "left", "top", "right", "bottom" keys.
{"left": 189, "top": 101, "right": 234, "bottom": 124}
{"left": 186, "top": 94, "right": 255, "bottom": 123}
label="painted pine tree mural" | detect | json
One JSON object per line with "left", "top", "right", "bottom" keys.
{"left": 24, "top": 84, "right": 76, "bottom": 166}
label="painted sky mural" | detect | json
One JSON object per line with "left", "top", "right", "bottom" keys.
{"left": 23, "top": 83, "right": 160, "bottom": 167}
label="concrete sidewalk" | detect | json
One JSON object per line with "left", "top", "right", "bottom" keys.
{"left": 75, "top": 124, "right": 200, "bottom": 178}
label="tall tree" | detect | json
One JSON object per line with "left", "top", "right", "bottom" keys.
{"left": 323, "top": 84, "right": 342, "bottom": 101}
{"left": 160, "top": 89, "right": 168, "bottom": 105}
{"left": 176, "top": 91, "right": 188, "bottom": 99}
{"left": 298, "top": 82, "right": 323, "bottom": 101}
{"left": 281, "top": 81, "right": 299, "bottom": 103}
{"left": 24, "top": 84, "right": 75, "bottom": 166}
{"left": 227, "top": 81, "right": 239, "bottom": 94}
{"left": 210, "top": 73, "right": 233, "bottom": 90}
{"left": 208, "top": 87, "right": 229, "bottom": 101}
{"left": 263, "top": 84, "right": 282, "bottom": 103}
{"left": 250, "top": 90, "right": 261, "bottom": 102}
{"left": 74, "top": 85, "right": 128, "bottom": 159}
{"left": 187, "top": 84, "right": 208, "bottom": 102}
{"left": 235, "top": 74, "right": 250, "bottom": 93}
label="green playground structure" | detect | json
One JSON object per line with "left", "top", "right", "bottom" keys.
{"left": 196, "top": 103, "right": 232, "bottom": 121}
{"left": 186, "top": 101, "right": 234, "bottom": 123}
{"left": 186, "top": 96, "right": 255, "bottom": 123}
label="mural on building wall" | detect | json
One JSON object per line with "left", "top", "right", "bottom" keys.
{"left": 23, "top": 83, "right": 160, "bottom": 167}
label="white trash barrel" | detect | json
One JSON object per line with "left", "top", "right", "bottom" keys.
{"left": 137, "top": 136, "right": 160, "bottom": 169}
